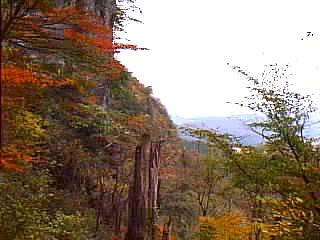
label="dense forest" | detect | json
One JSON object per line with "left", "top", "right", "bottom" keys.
{"left": 1, "top": 0, "right": 320, "bottom": 240}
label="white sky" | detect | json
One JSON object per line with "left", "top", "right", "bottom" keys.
{"left": 117, "top": 0, "right": 320, "bottom": 118}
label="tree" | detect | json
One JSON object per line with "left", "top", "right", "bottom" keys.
{"left": 231, "top": 63, "right": 320, "bottom": 239}
{"left": 228, "top": 146, "right": 278, "bottom": 240}
{"left": 198, "top": 212, "right": 252, "bottom": 240}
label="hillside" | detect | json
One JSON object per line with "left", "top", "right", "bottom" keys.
{"left": 1, "top": 1, "right": 178, "bottom": 239}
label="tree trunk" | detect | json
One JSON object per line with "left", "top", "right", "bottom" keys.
{"left": 149, "top": 142, "right": 161, "bottom": 239}
{"left": 161, "top": 216, "right": 172, "bottom": 240}
{"left": 126, "top": 143, "right": 148, "bottom": 240}
{"left": 127, "top": 138, "right": 162, "bottom": 240}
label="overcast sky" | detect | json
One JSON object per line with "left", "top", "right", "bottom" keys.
{"left": 117, "top": 0, "right": 320, "bottom": 118}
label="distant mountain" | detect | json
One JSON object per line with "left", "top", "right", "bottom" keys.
{"left": 172, "top": 114, "right": 320, "bottom": 146}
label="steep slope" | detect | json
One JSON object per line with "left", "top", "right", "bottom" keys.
{"left": 1, "top": 1, "right": 177, "bottom": 239}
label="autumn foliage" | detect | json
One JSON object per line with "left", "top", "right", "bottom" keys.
{"left": 199, "top": 213, "right": 251, "bottom": 240}
{"left": 0, "top": 150, "right": 34, "bottom": 172}
{"left": 1, "top": 65, "right": 74, "bottom": 88}
{"left": 0, "top": 2, "right": 179, "bottom": 239}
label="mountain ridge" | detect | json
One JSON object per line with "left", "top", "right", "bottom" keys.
{"left": 172, "top": 114, "right": 320, "bottom": 146}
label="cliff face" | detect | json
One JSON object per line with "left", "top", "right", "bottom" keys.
{"left": 1, "top": 1, "right": 176, "bottom": 239}
{"left": 54, "top": 0, "right": 117, "bottom": 27}
{"left": 52, "top": 0, "right": 117, "bottom": 108}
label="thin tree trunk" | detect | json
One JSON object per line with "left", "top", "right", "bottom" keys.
{"left": 127, "top": 138, "right": 162, "bottom": 240}
{"left": 149, "top": 142, "right": 161, "bottom": 240}
{"left": 126, "top": 143, "right": 148, "bottom": 240}
{"left": 162, "top": 216, "right": 172, "bottom": 240}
